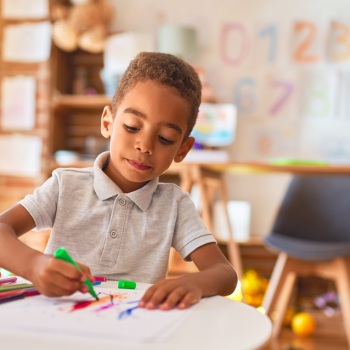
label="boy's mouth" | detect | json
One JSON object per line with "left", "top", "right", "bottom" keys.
{"left": 127, "top": 159, "right": 152, "bottom": 171}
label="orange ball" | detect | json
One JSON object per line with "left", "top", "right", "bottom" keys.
{"left": 291, "top": 312, "right": 316, "bottom": 337}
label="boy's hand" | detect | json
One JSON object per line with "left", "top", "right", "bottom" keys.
{"left": 139, "top": 276, "right": 202, "bottom": 310}
{"left": 30, "top": 254, "right": 95, "bottom": 297}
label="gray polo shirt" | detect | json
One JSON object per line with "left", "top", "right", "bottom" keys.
{"left": 19, "top": 152, "right": 216, "bottom": 283}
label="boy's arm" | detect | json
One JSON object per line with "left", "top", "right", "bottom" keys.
{"left": 0, "top": 204, "right": 94, "bottom": 296}
{"left": 139, "top": 243, "right": 237, "bottom": 310}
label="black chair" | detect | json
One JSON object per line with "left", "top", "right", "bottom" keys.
{"left": 262, "top": 176, "right": 350, "bottom": 345}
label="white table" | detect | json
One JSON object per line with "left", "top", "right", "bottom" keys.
{"left": 0, "top": 281, "right": 272, "bottom": 350}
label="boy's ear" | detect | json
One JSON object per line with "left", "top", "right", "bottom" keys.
{"left": 101, "top": 106, "right": 114, "bottom": 138}
{"left": 174, "top": 137, "right": 195, "bottom": 163}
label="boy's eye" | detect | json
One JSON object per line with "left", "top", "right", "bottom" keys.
{"left": 124, "top": 124, "right": 139, "bottom": 132}
{"left": 159, "top": 135, "right": 175, "bottom": 145}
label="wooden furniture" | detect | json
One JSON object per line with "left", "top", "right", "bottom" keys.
{"left": 261, "top": 175, "right": 350, "bottom": 348}
{"left": 166, "top": 161, "right": 350, "bottom": 277}
{"left": 263, "top": 253, "right": 350, "bottom": 347}
{"left": 0, "top": 3, "right": 53, "bottom": 251}
{"left": 0, "top": 279, "right": 272, "bottom": 350}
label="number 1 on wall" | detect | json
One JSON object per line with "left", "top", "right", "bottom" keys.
{"left": 259, "top": 24, "right": 277, "bottom": 63}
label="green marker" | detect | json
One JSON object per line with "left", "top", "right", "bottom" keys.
{"left": 54, "top": 247, "right": 99, "bottom": 300}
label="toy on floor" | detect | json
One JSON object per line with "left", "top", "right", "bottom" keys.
{"left": 291, "top": 312, "right": 316, "bottom": 337}
{"left": 242, "top": 270, "right": 268, "bottom": 308}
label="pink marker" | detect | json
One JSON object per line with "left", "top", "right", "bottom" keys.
{"left": 0, "top": 277, "right": 17, "bottom": 286}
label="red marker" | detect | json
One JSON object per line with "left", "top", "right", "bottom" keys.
{"left": 94, "top": 276, "right": 107, "bottom": 282}
{"left": 0, "top": 277, "right": 17, "bottom": 285}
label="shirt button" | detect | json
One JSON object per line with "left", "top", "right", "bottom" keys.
{"left": 110, "top": 230, "right": 117, "bottom": 238}
{"left": 119, "top": 198, "right": 126, "bottom": 206}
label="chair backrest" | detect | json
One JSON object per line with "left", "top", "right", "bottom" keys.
{"left": 271, "top": 176, "right": 350, "bottom": 242}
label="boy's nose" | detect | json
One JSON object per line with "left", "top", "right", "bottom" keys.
{"left": 135, "top": 139, "right": 153, "bottom": 155}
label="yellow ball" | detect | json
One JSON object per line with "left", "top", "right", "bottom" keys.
{"left": 291, "top": 312, "right": 316, "bottom": 337}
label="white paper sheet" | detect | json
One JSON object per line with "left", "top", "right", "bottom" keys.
{"left": 2, "top": 22, "right": 52, "bottom": 62}
{"left": 291, "top": 20, "right": 325, "bottom": 65}
{"left": 263, "top": 71, "right": 298, "bottom": 120}
{"left": 328, "top": 20, "right": 350, "bottom": 66}
{"left": 0, "top": 288, "right": 194, "bottom": 343}
{"left": 300, "top": 70, "right": 338, "bottom": 119}
{"left": 232, "top": 72, "right": 264, "bottom": 117}
{"left": 251, "top": 124, "right": 297, "bottom": 161}
{"left": 1, "top": 76, "right": 36, "bottom": 130}
{"left": 2, "top": 0, "right": 49, "bottom": 19}
{"left": 0, "top": 135, "right": 42, "bottom": 177}
{"left": 254, "top": 21, "right": 288, "bottom": 67}
{"left": 104, "top": 32, "right": 155, "bottom": 75}
{"left": 191, "top": 103, "right": 236, "bottom": 146}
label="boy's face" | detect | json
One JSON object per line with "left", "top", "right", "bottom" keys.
{"left": 101, "top": 81, "right": 195, "bottom": 192}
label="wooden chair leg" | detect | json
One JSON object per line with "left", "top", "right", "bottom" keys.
{"left": 334, "top": 257, "right": 350, "bottom": 348}
{"left": 218, "top": 178, "right": 243, "bottom": 281}
{"left": 179, "top": 168, "right": 193, "bottom": 194}
{"left": 271, "top": 270, "right": 297, "bottom": 338}
{"left": 262, "top": 253, "right": 291, "bottom": 316}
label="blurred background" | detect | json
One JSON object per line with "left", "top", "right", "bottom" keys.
{"left": 1, "top": 0, "right": 350, "bottom": 348}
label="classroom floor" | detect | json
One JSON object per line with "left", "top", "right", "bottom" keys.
{"left": 267, "top": 309, "right": 348, "bottom": 350}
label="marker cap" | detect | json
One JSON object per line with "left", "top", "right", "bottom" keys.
{"left": 118, "top": 280, "right": 136, "bottom": 289}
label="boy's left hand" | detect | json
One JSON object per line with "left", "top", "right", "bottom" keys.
{"left": 139, "top": 276, "right": 202, "bottom": 310}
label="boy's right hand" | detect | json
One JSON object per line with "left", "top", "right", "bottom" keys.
{"left": 30, "top": 254, "right": 95, "bottom": 297}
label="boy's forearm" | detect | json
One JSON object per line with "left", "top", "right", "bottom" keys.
{"left": 0, "top": 223, "right": 42, "bottom": 280}
{"left": 181, "top": 263, "right": 237, "bottom": 297}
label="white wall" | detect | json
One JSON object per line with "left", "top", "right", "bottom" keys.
{"left": 109, "top": 0, "right": 350, "bottom": 235}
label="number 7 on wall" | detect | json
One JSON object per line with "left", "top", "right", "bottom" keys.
{"left": 269, "top": 80, "right": 294, "bottom": 117}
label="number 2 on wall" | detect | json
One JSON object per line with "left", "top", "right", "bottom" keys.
{"left": 294, "top": 22, "right": 319, "bottom": 63}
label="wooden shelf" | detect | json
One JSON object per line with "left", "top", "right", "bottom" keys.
{"left": 52, "top": 94, "right": 112, "bottom": 109}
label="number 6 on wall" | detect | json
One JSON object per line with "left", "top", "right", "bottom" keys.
{"left": 233, "top": 77, "right": 257, "bottom": 115}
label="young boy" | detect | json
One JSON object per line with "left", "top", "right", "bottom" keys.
{"left": 0, "top": 52, "right": 237, "bottom": 311}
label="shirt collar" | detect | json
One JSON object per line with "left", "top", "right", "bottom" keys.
{"left": 93, "top": 152, "right": 159, "bottom": 211}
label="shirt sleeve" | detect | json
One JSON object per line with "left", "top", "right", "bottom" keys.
{"left": 172, "top": 192, "right": 216, "bottom": 261}
{"left": 18, "top": 170, "right": 60, "bottom": 231}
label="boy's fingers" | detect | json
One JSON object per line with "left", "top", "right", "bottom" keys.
{"left": 146, "top": 286, "right": 172, "bottom": 309}
{"left": 50, "top": 272, "right": 84, "bottom": 294}
{"left": 178, "top": 292, "right": 200, "bottom": 309}
{"left": 160, "top": 288, "right": 187, "bottom": 310}
{"left": 139, "top": 285, "right": 158, "bottom": 306}
{"left": 41, "top": 281, "right": 78, "bottom": 297}
{"left": 76, "top": 262, "right": 95, "bottom": 283}
{"left": 50, "top": 259, "right": 84, "bottom": 281}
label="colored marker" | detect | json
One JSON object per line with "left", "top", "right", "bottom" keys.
{"left": 54, "top": 247, "right": 99, "bottom": 300}
{"left": 0, "top": 284, "right": 34, "bottom": 292}
{"left": 0, "top": 277, "right": 17, "bottom": 285}
{"left": 92, "top": 281, "right": 101, "bottom": 286}
{"left": 118, "top": 280, "right": 136, "bottom": 289}
{"left": 94, "top": 276, "right": 107, "bottom": 282}
{"left": 0, "top": 288, "right": 40, "bottom": 304}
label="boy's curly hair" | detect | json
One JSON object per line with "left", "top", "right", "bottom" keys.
{"left": 111, "top": 52, "right": 202, "bottom": 139}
